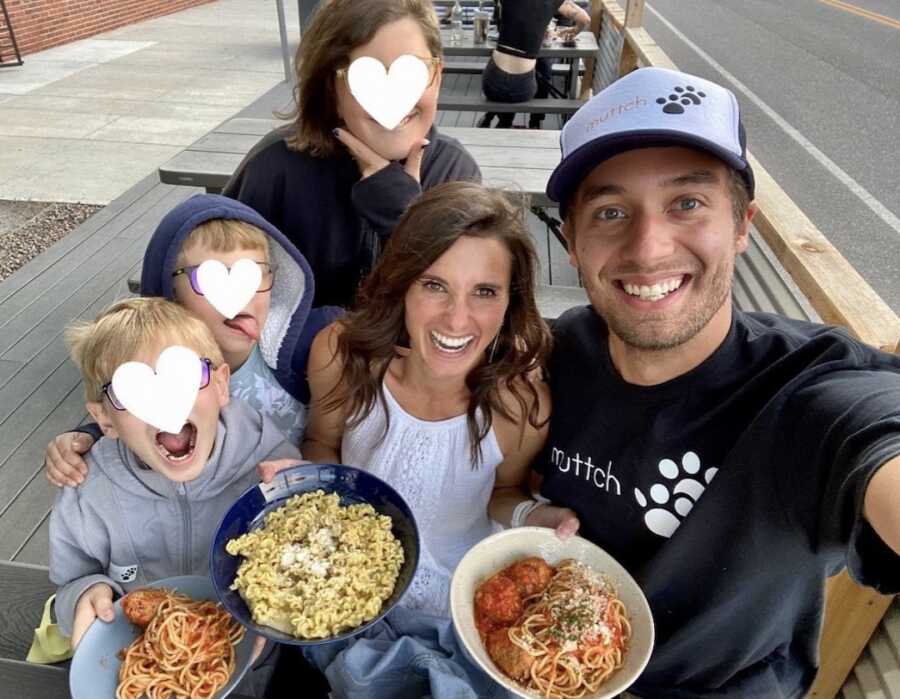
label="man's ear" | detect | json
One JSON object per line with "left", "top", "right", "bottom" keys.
{"left": 86, "top": 401, "right": 118, "bottom": 439}
{"left": 735, "top": 201, "right": 757, "bottom": 254}
{"left": 562, "top": 218, "right": 578, "bottom": 268}
{"left": 213, "top": 363, "right": 231, "bottom": 408}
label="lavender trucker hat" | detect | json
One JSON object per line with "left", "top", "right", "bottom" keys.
{"left": 547, "top": 67, "right": 755, "bottom": 216}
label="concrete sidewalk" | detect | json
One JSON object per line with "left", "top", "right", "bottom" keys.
{"left": 0, "top": 0, "right": 299, "bottom": 205}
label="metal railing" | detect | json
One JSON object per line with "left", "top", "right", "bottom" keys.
{"left": 0, "top": 0, "right": 23, "bottom": 68}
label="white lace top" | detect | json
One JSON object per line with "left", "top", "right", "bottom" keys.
{"left": 341, "top": 383, "right": 504, "bottom": 617}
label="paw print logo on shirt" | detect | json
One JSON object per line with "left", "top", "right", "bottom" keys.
{"left": 634, "top": 451, "right": 718, "bottom": 538}
{"left": 109, "top": 562, "right": 139, "bottom": 583}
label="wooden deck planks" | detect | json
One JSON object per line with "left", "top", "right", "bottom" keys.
{"left": 14, "top": 513, "right": 51, "bottom": 566}
{"left": 0, "top": 359, "right": 24, "bottom": 386}
{"left": 0, "top": 180, "right": 198, "bottom": 562}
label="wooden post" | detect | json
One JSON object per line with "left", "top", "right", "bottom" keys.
{"left": 617, "top": 0, "right": 645, "bottom": 75}
{"left": 807, "top": 572, "right": 894, "bottom": 697}
{"left": 624, "top": 0, "right": 644, "bottom": 26}
{"left": 580, "top": 0, "right": 605, "bottom": 100}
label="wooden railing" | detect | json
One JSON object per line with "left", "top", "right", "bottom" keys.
{"left": 585, "top": 1, "right": 900, "bottom": 696}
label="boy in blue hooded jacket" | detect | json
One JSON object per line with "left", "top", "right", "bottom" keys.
{"left": 45, "top": 194, "right": 340, "bottom": 485}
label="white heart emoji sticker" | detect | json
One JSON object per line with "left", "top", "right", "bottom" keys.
{"left": 195, "top": 258, "right": 263, "bottom": 319}
{"left": 110, "top": 346, "right": 203, "bottom": 434}
{"left": 346, "top": 54, "right": 430, "bottom": 130}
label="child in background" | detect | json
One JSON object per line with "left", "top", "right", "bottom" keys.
{"left": 50, "top": 297, "right": 302, "bottom": 647}
{"left": 45, "top": 194, "right": 339, "bottom": 486}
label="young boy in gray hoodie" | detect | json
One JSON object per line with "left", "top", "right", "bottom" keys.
{"left": 50, "top": 297, "right": 302, "bottom": 647}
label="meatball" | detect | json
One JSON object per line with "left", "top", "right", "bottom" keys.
{"left": 121, "top": 589, "right": 169, "bottom": 627}
{"left": 486, "top": 628, "right": 534, "bottom": 682}
{"left": 505, "top": 557, "right": 553, "bottom": 597}
{"left": 474, "top": 574, "right": 523, "bottom": 626}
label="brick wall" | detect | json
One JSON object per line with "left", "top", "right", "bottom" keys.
{"left": 3, "top": 0, "right": 215, "bottom": 57}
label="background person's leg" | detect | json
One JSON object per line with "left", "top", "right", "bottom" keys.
{"left": 529, "top": 57, "right": 554, "bottom": 128}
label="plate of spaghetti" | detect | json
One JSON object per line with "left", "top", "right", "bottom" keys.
{"left": 69, "top": 575, "right": 256, "bottom": 699}
{"left": 450, "top": 528, "right": 653, "bottom": 699}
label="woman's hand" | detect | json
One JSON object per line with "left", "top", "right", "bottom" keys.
{"left": 72, "top": 582, "right": 114, "bottom": 648}
{"left": 525, "top": 504, "right": 580, "bottom": 540}
{"left": 257, "top": 458, "right": 309, "bottom": 484}
{"left": 45, "top": 432, "right": 94, "bottom": 487}
{"left": 333, "top": 127, "right": 429, "bottom": 182}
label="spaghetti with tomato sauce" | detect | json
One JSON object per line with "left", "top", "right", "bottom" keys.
{"left": 474, "top": 557, "right": 630, "bottom": 699}
{"left": 116, "top": 588, "right": 245, "bottom": 699}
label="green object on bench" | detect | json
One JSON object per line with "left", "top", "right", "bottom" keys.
{"left": 25, "top": 595, "right": 72, "bottom": 665}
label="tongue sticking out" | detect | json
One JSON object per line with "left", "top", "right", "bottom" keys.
{"left": 224, "top": 314, "right": 260, "bottom": 341}
{"left": 157, "top": 423, "right": 193, "bottom": 456}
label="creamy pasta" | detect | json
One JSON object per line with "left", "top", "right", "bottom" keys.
{"left": 225, "top": 490, "right": 405, "bottom": 638}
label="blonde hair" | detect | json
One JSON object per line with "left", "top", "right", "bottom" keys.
{"left": 66, "top": 297, "right": 225, "bottom": 403}
{"left": 180, "top": 219, "right": 270, "bottom": 261}
{"left": 283, "top": 0, "right": 442, "bottom": 157}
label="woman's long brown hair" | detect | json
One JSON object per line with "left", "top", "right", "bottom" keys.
{"left": 281, "top": 0, "right": 442, "bottom": 157}
{"left": 322, "top": 182, "right": 553, "bottom": 465}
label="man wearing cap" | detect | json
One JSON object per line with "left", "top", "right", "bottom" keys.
{"left": 519, "top": 67, "right": 900, "bottom": 697}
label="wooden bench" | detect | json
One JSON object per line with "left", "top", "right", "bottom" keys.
{"left": 438, "top": 93, "right": 583, "bottom": 115}
{"left": 0, "top": 561, "right": 57, "bottom": 661}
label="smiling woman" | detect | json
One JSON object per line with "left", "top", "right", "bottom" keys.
{"left": 223, "top": 0, "right": 482, "bottom": 308}
{"left": 304, "top": 181, "right": 553, "bottom": 608}
{"left": 293, "top": 180, "right": 556, "bottom": 696}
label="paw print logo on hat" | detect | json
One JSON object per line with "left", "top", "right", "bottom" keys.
{"left": 656, "top": 85, "right": 707, "bottom": 114}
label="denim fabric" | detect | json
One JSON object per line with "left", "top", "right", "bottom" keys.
{"left": 481, "top": 57, "right": 537, "bottom": 128}
{"left": 304, "top": 606, "right": 513, "bottom": 699}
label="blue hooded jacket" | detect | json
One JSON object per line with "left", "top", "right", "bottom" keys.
{"left": 140, "top": 193, "right": 341, "bottom": 404}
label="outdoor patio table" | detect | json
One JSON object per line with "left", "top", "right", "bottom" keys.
{"left": 157, "top": 118, "right": 563, "bottom": 207}
{"left": 440, "top": 29, "right": 598, "bottom": 98}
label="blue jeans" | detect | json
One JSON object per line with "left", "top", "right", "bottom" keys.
{"left": 304, "top": 606, "right": 513, "bottom": 699}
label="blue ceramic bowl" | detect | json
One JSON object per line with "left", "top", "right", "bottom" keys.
{"left": 210, "top": 463, "right": 420, "bottom": 646}
{"left": 69, "top": 575, "right": 257, "bottom": 699}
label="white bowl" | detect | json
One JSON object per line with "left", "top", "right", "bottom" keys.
{"left": 450, "top": 527, "right": 654, "bottom": 699}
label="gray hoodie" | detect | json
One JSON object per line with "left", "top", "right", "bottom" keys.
{"left": 49, "top": 398, "right": 301, "bottom": 637}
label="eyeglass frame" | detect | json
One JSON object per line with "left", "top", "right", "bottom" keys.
{"left": 101, "top": 357, "right": 216, "bottom": 412}
{"left": 335, "top": 55, "right": 443, "bottom": 87}
{"left": 171, "top": 261, "right": 276, "bottom": 297}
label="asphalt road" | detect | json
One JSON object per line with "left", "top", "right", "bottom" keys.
{"left": 642, "top": 0, "right": 900, "bottom": 312}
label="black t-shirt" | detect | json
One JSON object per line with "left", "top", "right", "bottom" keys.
{"left": 496, "top": 0, "right": 565, "bottom": 59}
{"left": 536, "top": 306, "right": 900, "bottom": 698}
{"left": 222, "top": 126, "right": 480, "bottom": 308}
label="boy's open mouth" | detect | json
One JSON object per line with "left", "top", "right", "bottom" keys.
{"left": 154, "top": 421, "right": 197, "bottom": 464}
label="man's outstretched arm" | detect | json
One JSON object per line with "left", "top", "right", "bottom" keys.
{"left": 865, "top": 454, "right": 900, "bottom": 555}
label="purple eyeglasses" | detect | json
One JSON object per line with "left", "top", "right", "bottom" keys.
{"left": 101, "top": 357, "right": 215, "bottom": 411}
{"left": 171, "top": 261, "right": 275, "bottom": 296}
